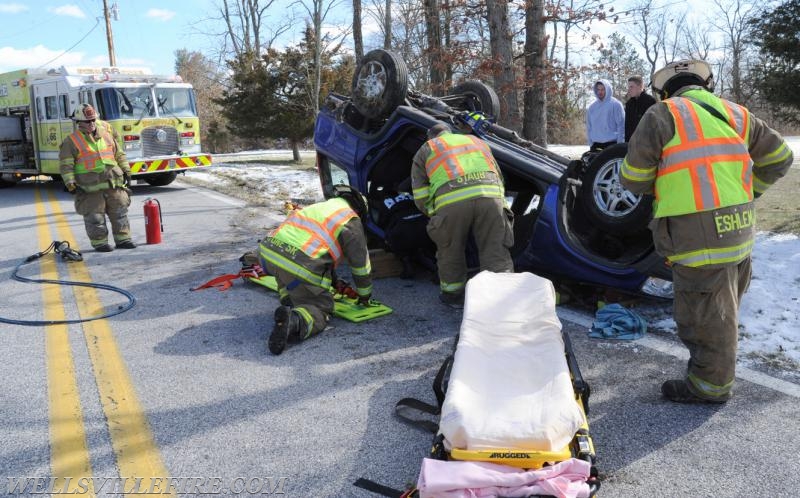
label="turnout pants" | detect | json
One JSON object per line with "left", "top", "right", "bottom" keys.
{"left": 426, "top": 196, "right": 513, "bottom": 295}
{"left": 74, "top": 188, "right": 132, "bottom": 248}
{"left": 263, "top": 263, "right": 334, "bottom": 339}
{"left": 672, "top": 257, "right": 752, "bottom": 401}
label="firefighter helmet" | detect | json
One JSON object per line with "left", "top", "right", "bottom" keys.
{"left": 651, "top": 59, "right": 714, "bottom": 100}
{"left": 332, "top": 184, "right": 369, "bottom": 219}
{"left": 72, "top": 103, "right": 98, "bottom": 122}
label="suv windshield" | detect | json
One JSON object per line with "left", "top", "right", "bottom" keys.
{"left": 94, "top": 86, "right": 197, "bottom": 120}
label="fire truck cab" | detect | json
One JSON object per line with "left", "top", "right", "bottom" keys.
{"left": 0, "top": 66, "right": 211, "bottom": 187}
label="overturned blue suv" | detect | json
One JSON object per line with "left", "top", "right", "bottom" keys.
{"left": 313, "top": 49, "right": 672, "bottom": 297}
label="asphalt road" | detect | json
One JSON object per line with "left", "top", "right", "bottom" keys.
{"left": 1, "top": 178, "right": 798, "bottom": 498}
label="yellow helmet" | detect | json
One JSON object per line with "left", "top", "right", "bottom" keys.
{"left": 72, "top": 103, "right": 98, "bottom": 121}
{"left": 651, "top": 60, "right": 714, "bottom": 100}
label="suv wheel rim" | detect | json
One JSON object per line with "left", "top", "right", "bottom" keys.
{"left": 355, "top": 61, "right": 387, "bottom": 100}
{"left": 592, "top": 157, "right": 642, "bottom": 218}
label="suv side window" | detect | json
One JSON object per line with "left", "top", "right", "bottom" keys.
{"left": 317, "top": 154, "right": 351, "bottom": 198}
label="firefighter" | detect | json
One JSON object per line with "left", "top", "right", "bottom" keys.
{"left": 411, "top": 123, "right": 514, "bottom": 308}
{"left": 259, "top": 185, "right": 373, "bottom": 355}
{"left": 370, "top": 184, "right": 436, "bottom": 279}
{"left": 59, "top": 103, "right": 135, "bottom": 252}
{"left": 621, "top": 60, "right": 793, "bottom": 404}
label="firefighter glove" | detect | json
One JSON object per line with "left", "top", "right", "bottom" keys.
{"left": 65, "top": 182, "right": 78, "bottom": 195}
{"left": 123, "top": 173, "right": 131, "bottom": 187}
{"left": 334, "top": 279, "right": 350, "bottom": 294}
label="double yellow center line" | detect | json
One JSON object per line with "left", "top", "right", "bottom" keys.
{"left": 34, "top": 187, "right": 170, "bottom": 496}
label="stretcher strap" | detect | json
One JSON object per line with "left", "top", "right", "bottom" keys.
{"left": 353, "top": 478, "right": 417, "bottom": 498}
{"left": 394, "top": 354, "right": 453, "bottom": 433}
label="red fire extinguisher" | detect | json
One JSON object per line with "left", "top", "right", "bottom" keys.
{"left": 143, "top": 198, "right": 163, "bottom": 244}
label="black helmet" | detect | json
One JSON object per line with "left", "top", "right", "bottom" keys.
{"left": 332, "top": 184, "right": 368, "bottom": 219}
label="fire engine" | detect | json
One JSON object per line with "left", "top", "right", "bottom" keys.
{"left": 0, "top": 66, "right": 212, "bottom": 187}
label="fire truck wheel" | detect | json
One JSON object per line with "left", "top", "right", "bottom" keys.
{"left": 143, "top": 172, "right": 178, "bottom": 186}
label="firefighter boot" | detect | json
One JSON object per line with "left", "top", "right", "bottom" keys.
{"left": 439, "top": 291, "right": 465, "bottom": 309}
{"left": 268, "top": 306, "right": 303, "bottom": 355}
{"left": 661, "top": 379, "right": 729, "bottom": 404}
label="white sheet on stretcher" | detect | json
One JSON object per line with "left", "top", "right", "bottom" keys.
{"left": 439, "top": 271, "right": 584, "bottom": 452}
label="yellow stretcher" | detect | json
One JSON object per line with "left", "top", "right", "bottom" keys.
{"left": 397, "top": 271, "right": 599, "bottom": 497}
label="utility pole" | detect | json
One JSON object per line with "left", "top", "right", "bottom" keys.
{"left": 103, "top": 0, "right": 116, "bottom": 66}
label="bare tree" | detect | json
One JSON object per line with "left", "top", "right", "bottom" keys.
{"left": 423, "top": 0, "right": 445, "bottom": 94}
{"left": 175, "top": 50, "right": 230, "bottom": 152}
{"left": 523, "top": 0, "right": 548, "bottom": 144}
{"left": 678, "top": 16, "right": 716, "bottom": 61}
{"left": 658, "top": 10, "right": 686, "bottom": 65}
{"left": 546, "top": 0, "right": 606, "bottom": 70}
{"left": 353, "top": 0, "right": 364, "bottom": 64}
{"left": 384, "top": 0, "right": 392, "bottom": 48}
{"left": 486, "top": 0, "right": 521, "bottom": 129}
{"left": 709, "top": 0, "right": 761, "bottom": 104}
{"left": 216, "top": 0, "right": 290, "bottom": 58}
{"left": 623, "top": 0, "right": 667, "bottom": 76}
{"left": 365, "top": 0, "right": 394, "bottom": 51}
{"left": 296, "top": 0, "right": 349, "bottom": 114}
{"left": 378, "top": 0, "right": 427, "bottom": 87}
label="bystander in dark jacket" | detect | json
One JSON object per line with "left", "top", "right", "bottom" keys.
{"left": 624, "top": 75, "right": 656, "bottom": 141}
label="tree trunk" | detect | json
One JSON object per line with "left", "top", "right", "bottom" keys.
{"left": 291, "top": 140, "right": 301, "bottom": 162}
{"left": 523, "top": 0, "right": 547, "bottom": 145}
{"left": 312, "top": 0, "right": 323, "bottom": 115}
{"left": 443, "top": 0, "right": 453, "bottom": 86}
{"left": 486, "top": 0, "right": 520, "bottom": 130}
{"left": 424, "top": 0, "right": 444, "bottom": 95}
{"left": 383, "top": 0, "right": 392, "bottom": 49}
{"left": 353, "top": 0, "right": 364, "bottom": 65}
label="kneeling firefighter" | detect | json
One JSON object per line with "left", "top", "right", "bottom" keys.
{"left": 259, "top": 185, "right": 374, "bottom": 355}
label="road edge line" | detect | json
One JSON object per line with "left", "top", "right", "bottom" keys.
{"left": 557, "top": 306, "right": 800, "bottom": 398}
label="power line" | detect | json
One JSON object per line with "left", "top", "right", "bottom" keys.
{"left": 0, "top": 14, "right": 59, "bottom": 41}
{"left": 36, "top": 17, "right": 102, "bottom": 69}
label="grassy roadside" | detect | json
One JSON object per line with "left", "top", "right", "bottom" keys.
{"left": 754, "top": 166, "right": 800, "bottom": 235}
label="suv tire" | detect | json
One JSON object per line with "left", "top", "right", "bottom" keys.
{"left": 352, "top": 49, "right": 408, "bottom": 120}
{"left": 449, "top": 80, "right": 500, "bottom": 118}
{"left": 580, "top": 143, "right": 652, "bottom": 235}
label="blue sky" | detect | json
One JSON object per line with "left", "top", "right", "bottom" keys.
{"left": 0, "top": 0, "right": 338, "bottom": 76}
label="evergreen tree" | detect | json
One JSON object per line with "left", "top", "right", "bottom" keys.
{"left": 594, "top": 33, "right": 648, "bottom": 101}
{"left": 749, "top": 0, "right": 800, "bottom": 124}
{"left": 216, "top": 32, "right": 353, "bottom": 160}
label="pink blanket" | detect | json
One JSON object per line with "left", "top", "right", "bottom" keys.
{"left": 417, "top": 457, "right": 591, "bottom": 498}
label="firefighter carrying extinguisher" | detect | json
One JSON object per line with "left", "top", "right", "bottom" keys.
{"left": 258, "top": 185, "right": 375, "bottom": 355}
{"left": 59, "top": 103, "right": 136, "bottom": 252}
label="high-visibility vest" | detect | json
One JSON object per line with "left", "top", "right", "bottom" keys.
{"left": 271, "top": 197, "right": 357, "bottom": 264}
{"left": 653, "top": 89, "right": 752, "bottom": 218}
{"left": 67, "top": 125, "right": 118, "bottom": 175}
{"left": 418, "top": 133, "right": 503, "bottom": 213}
